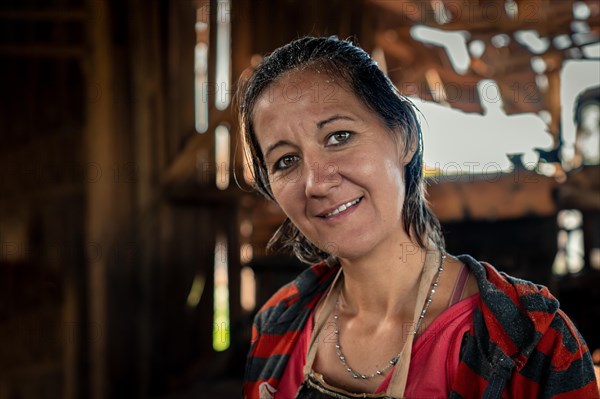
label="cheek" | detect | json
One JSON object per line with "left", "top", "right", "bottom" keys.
{"left": 387, "top": 161, "right": 407, "bottom": 212}
{"left": 339, "top": 149, "right": 401, "bottom": 189}
{"left": 271, "top": 176, "right": 305, "bottom": 214}
{"left": 385, "top": 157, "right": 406, "bottom": 189}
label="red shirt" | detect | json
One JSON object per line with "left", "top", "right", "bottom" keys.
{"left": 276, "top": 294, "right": 479, "bottom": 398}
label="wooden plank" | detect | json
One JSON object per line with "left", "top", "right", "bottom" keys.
{"left": 84, "top": 0, "right": 133, "bottom": 397}
{"left": 427, "top": 171, "right": 558, "bottom": 221}
{"left": 0, "top": 10, "right": 86, "bottom": 21}
{"left": 0, "top": 45, "right": 83, "bottom": 58}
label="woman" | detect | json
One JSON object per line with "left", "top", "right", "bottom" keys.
{"left": 239, "top": 36, "right": 598, "bottom": 399}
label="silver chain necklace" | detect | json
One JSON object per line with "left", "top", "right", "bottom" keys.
{"left": 332, "top": 252, "right": 446, "bottom": 379}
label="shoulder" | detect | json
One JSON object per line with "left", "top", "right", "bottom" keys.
{"left": 451, "top": 256, "right": 598, "bottom": 396}
{"left": 457, "top": 255, "right": 559, "bottom": 315}
{"left": 454, "top": 255, "right": 560, "bottom": 363}
{"left": 244, "top": 262, "right": 339, "bottom": 395}
{"left": 253, "top": 261, "right": 339, "bottom": 333}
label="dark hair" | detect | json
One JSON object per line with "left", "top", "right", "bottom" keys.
{"left": 238, "top": 36, "right": 444, "bottom": 264}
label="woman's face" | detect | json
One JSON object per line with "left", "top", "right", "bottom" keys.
{"left": 252, "top": 70, "right": 412, "bottom": 261}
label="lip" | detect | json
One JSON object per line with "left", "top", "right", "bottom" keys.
{"left": 316, "top": 196, "right": 364, "bottom": 219}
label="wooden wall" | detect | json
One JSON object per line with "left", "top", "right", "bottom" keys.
{"left": 0, "top": 0, "right": 88, "bottom": 398}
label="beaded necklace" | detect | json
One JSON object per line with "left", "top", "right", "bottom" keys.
{"left": 332, "top": 252, "right": 446, "bottom": 379}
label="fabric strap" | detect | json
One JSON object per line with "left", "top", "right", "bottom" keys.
{"left": 303, "top": 244, "right": 442, "bottom": 399}
{"left": 386, "top": 248, "right": 440, "bottom": 397}
{"left": 448, "top": 263, "right": 469, "bottom": 308}
{"left": 303, "top": 267, "right": 343, "bottom": 376}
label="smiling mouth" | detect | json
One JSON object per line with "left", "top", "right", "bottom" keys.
{"left": 320, "top": 197, "right": 363, "bottom": 218}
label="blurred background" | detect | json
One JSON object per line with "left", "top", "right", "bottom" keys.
{"left": 0, "top": 0, "right": 599, "bottom": 398}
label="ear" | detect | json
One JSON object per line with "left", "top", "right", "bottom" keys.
{"left": 400, "top": 134, "right": 418, "bottom": 166}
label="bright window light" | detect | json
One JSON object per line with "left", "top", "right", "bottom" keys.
{"left": 505, "top": 0, "right": 518, "bottom": 19}
{"left": 215, "top": 0, "right": 231, "bottom": 110}
{"left": 411, "top": 58, "right": 599, "bottom": 175}
{"left": 413, "top": 79, "right": 553, "bottom": 174}
{"left": 410, "top": 25, "right": 470, "bottom": 74}
{"left": 215, "top": 124, "right": 230, "bottom": 190}
{"left": 186, "top": 273, "right": 206, "bottom": 307}
{"left": 194, "top": 42, "right": 209, "bottom": 133}
{"left": 573, "top": 1, "right": 591, "bottom": 20}
{"left": 194, "top": 4, "right": 209, "bottom": 134}
{"left": 213, "top": 234, "right": 230, "bottom": 351}
{"left": 514, "top": 30, "right": 549, "bottom": 54}
{"left": 241, "top": 266, "right": 256, "bottom": 312}
{"left": 561, "top": 60, "right": 600, "bottom": 163}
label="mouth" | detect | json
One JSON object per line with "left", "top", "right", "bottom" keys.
{"left": 319, "top": 196, "right": 363, "bottom": 219}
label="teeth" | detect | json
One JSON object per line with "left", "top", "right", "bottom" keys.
{"left": 325, "top": 197, "right": 361, "bottom": 218}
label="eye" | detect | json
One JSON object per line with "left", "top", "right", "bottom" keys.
{"left": 326, "top": 131, "right": 352, "bottom": 146}
{"left": 274, "top": 154, "right": 299, "bottom": 171}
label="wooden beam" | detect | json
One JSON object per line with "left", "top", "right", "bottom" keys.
{"left": 428, "top": 171, "right": 558, "bottom": 221}
{"left": 0, "top": 45, "right": 83, "bottom": 58}
{"left": 84, "top": 0, "right": 131, "bottom": 397}
{"left": 368, "top": 0, "right": 577, "bottom": 35}
{"left": 0, "top": 10, "right": 86, "bottom": 21}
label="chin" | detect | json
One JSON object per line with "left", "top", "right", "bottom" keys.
{"left": 326, "top": 242, "right": 375, "bottom": 262}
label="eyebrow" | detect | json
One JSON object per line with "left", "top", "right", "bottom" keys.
{"left": 264, "top": 115, "right": 356, "bottom": 159}
{"left": 265, "top": 140, "right": 294, "bottom": 160}
{"left": 317, "top": 114, "right": 356, "bottom": 129}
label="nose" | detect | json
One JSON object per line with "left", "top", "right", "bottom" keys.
{"left": 304, "top": 159, "right": 341, "bottom": 198}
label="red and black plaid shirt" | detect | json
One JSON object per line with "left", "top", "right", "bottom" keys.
{"left": 243, "top": 255, "right": 599, "bottom": 399}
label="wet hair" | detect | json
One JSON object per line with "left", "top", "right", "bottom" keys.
{"left": 238, "top": 36, "right": 444, "bottom": 264}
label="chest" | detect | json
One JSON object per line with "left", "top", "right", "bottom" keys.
{"left": 311, "top": 315, "right": 412, "bottom": 393}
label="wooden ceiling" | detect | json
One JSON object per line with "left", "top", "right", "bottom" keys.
{"left": 367, "top": 0, "right": 600, "bottom": 145}
{"left": 237, "top": 0, "right": 600, "bottom": 256}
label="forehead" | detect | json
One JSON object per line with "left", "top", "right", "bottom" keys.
{"left": 252, "top": 70, "right": 369, "bottom": 128}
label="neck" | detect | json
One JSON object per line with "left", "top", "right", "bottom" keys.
{"left": 337, "top": 235, "right": 436, "bottom": 318}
